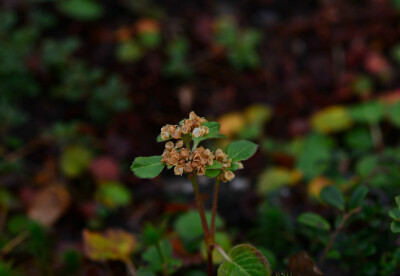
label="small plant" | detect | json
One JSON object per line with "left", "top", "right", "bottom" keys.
{"left": 131, "top": 111, "right": 271, "bottom": 275}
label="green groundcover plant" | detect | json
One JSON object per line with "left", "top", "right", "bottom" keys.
{"left": 131, "top": 111, "right": 271, "bottom": 276}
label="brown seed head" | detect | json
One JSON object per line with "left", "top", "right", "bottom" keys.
{"left": 174, "top": 165, "right": 184, "bottom": 176}
{"left": 161, "top": 132, "right": 170, "bottom": 140}
{"left": 175, "top": 140, "right": 184, "bottom": 149}
{"left": 180, "top": 148, "right": 190, "bottom": 159}
{"left": 165, "top": 141, "right": 174, "bottom": 150}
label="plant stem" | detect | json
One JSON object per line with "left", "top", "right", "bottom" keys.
{"left": 320, "top": 207, "right": 361, "bottom": 264}
{"left": 210, "top": 179, "right": 220, "bottom": 237}
{"left": 370, "top": 123, "right": 384, "bottom": 151}
{"left": 156, "top": 242, "right": 169, "bottom": 276}
{"left": 213, "top": 243, "right": 231, "bottom": 262}
{"left": 190, "top": 176, "right": 210, "bottom": 238}
{"left": 190, "top": 175, "right": 214, "bottom": 276}
{"left": 124, "top": 258, "right": 137, "bottom": 276}
{"left": 0, "top": 230, "right": 29, "bottom": 257}
{"left": 206, "top": 178, "right": 221, "bottom": 275}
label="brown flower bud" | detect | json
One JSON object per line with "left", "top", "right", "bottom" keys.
{"left": 192, "top": 127, "right": 205, "bottom": 138}
{"left": 191, "top": 161, "right": 200, "bottom": 169}
{"left": 202, "top": 126, "right": 209, "bottom": 135}
{"left": 223, "top": 170, "right": 235, "bottom": 182}
{"left": 180, "top": 148, "right": 190, "bottom": 159}
{"left": 183, "top": 163, "right": 193, "bottom": 173}
{"left": 181, "top": 125, "right": 191, "bottom": 134}
{"left": 175, "top": 140, "right": 184, "bottom": 149}
{"left": 161, "top": 131, "right": 170, "bottom": 140}
{"left": 189, "top": 111, "right": 197, "bottom": 120}
{"left": 174, "top": 165, "right": 184, "bottom": 176}
{"left": 165, "top": 141, "right": 174, "bottom": 150}
{"left": 167, "top": 150, "right": 180, "bottom": 166}
{"left": 197, "top": 166, "right": 206, "bottom": 176}
{"left": 237, "top": 162, "right": 244, "bottom": 169}
{"left": 215, "top": 149, "right": 225, "bottom": 160}
{"left": 167, "top": 125, "right": 176, "bottom": 132}
{"left": 171, "top": 128, "right": 182, "bottom": 139}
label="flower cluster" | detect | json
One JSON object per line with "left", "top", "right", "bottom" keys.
{"left": 159, "top": 111, "right": 240, "bottom": 182}
{"left": 161, "top": 141, "right": 215, "bottom": 176}
{"left": 215, "top": 149, "right": 242, "bottom": 182}
{"left": 160, "top": 111, "right": 209, "bottom": 140}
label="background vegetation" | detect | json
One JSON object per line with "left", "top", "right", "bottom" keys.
{"left": 2, "top": 0, "right": 400, "bottom": 275}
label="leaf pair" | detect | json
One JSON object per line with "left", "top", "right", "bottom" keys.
{"left": 131, "top": 140, "right": 258, "bottom": 179}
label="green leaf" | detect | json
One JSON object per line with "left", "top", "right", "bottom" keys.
{"left": 218, "top": 244, "right": 271, "bottom": 276}
{"left": 389, "top": 208, "right": 400, "bottom": 220}
{"left": 349, "top": 186, "right": 369, "bottom": 210}
{"left": 142, "top": 224, "right": 164, "bottom": 246}
{"left": 205, "top": 169, "right": 221, "bottom": 178}
{"left": 174, "top": 211, "right": 223, "bottom": 240}
{"left": 207, "top": 161, "right": 223, "bottom": 170}
{"left": 95, "top": 182, "right": 132, "bottom": 208}
{"left": 142, "top": 239, "right": 182, "bottom": 274}
{"left": 137, "top": 268, "right": 157, "bottom": 276}
{"left": 57, "top": 0, "right": 103, "bottom": 20}
{"left": 226, "top": 140, "right": 258, "bottom": 162}
{"left": 344, "top": 127, "right": 373, "bottom": 152}
{"left": 320, "top": 185, "right": 345, "bottom": 211}
{"left": 116, "top": 40, "right": 143, "bottom": 63}
{"left": 0, "top": 261, "right": 24, "bottom": 276}
{"left": 228, "top": 162, "right": 240, "bottom": 171}
{"left": 192, "top": 122, "right": 226, "bottom": 145}
{"left": 257, "top": 167, "right": 293, "bottom": 194}
{"left": 349, "top": 101, "right": 385, "bottom": 124}
{"left": 60, "top": 145, "right": 93, "bottom": 178}
{"left": 395, "top": 196, "right": 400, "bottom": 207}
{"left": 296, "top": 134, "right": 335, "bottom": 179}
{"left": 311, "top": 106, "right": 353, "bottom": 134}
{"left": 391, "top": 221, "right": 400, "bottom": 233}
{"left": 205, "top": 161, "right": 223, "bottom": 177}
{"left": 356, "top": 155, "right": 378, "bottom": 178}
{"left": 387, "top": 102, "right": 400, "bottom": 128}
{"left": 131, "top": 156, "right": 164, "bottom": 178}
{"left": 297, "top": 212, "right": 330, "bottom": 231}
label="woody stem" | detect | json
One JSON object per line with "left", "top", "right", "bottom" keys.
{"left": 210, "top": 178, "right": 220, "bottom": 237}
{"left": 190, "top": 176, "right": 213, "bottom": 276}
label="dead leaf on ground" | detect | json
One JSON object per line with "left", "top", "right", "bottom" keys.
{"left": 28, "top": 184, "right": 70, "bottom": 227}
{"left": 83, "top": 229, "right": 136, "bottom": 262}
{"left": 288, "top": 251, "right": 324, "bottom": 276}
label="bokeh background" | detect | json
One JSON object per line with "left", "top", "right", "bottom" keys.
{"left": 2, "top": 0, "right": 400, "bottom": 275}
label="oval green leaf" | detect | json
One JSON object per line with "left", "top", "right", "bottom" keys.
{"left": 349, "top": 186, "right": 369, "bottom": 210}
{"left": 226, "top": 140, "right": 258, "bottom": 162}
{"left": 297, "top": 212, "right": 330, "bottom": 231}
{"left": 218, "top": 244, "right": 271, "bottom": 276}
{"left": 131, "top": 156, "right": 164, "bottom": 178}
{"left": 391, "top": 221, "right": 400, "bottom": 233}
{"left": 320, "top": 185, "right": 345, "bottom": 211}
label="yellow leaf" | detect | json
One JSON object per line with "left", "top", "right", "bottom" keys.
{"left": 83, "top": 229, "right": 136, "bottom": 262}
{"left": 308, "top": 176, "right": 332, "bottom": 199}
{"left": 257, "top": 167, "right": 299, "bottom": 194}
{"left": 243, "top": 104, "right": 272, "bottom": 125}
{"left": 311, "top": 106, "right": 352, "bottom": 134}
{"left": 218, "top": 112, "right": 245, "bottom": 137}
